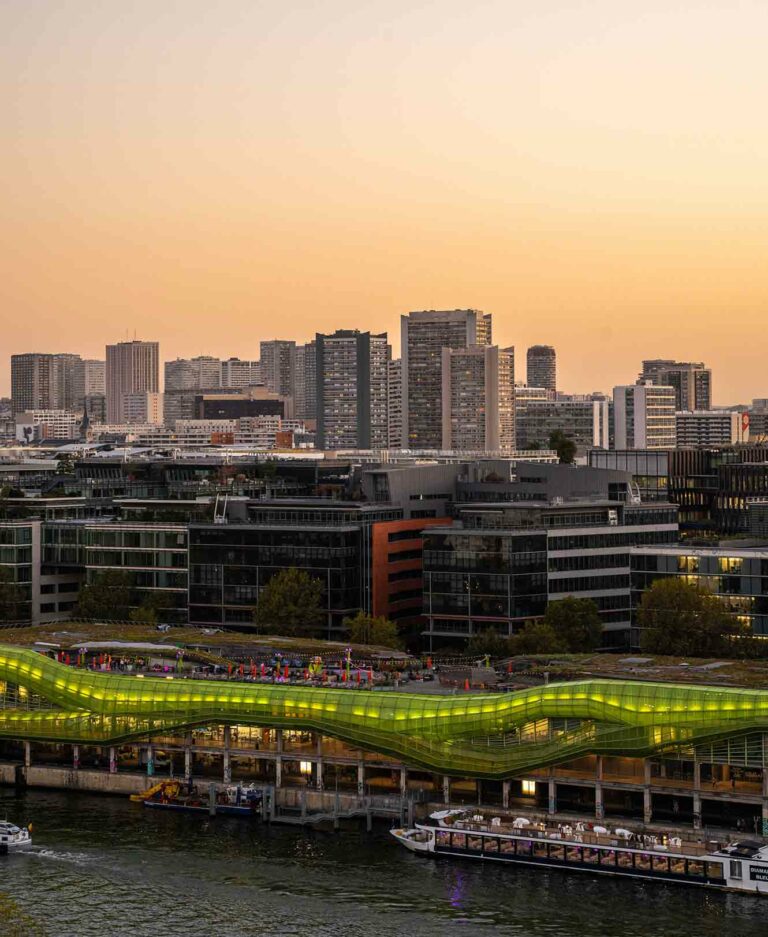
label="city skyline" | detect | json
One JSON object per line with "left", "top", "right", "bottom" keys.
{"left": 2, "top": 2, "right": 768, "bottom": 402}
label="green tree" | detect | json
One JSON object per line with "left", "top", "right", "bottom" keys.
{"left": 0, "top": 567, "right": 26, "bottom": 623}
{"left": 74, "top": 570, "right": 135, "bottom": 621}
{"left": 543, "top": 596, "right": 603, "bottom": 652}
{"left": 549, "top": 429, "right": 577, "bottom": 464}
{"left": 466, "top": 628, "right": 512, "bottom": 659}
{"left": 129, "top": 590, "right": 173, "bottom": 625}
{"left": 344, "top": 611, "right": 401, "bottom": 648}
{"left": 511, "top": 620, "right": 565, "bottom": 655}
{"left": 638, "top": 578, "right": 737, "bottom": 657}
{"left": 253, "top": 567, "right": 324, "bottom": 636}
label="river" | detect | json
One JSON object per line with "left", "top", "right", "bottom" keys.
{"left": 1, "top": 789, "right": 767, "bottom": 936}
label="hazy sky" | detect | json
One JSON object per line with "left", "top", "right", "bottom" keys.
{"left": 2, "top": 0, "right": 767, "bottom": 401}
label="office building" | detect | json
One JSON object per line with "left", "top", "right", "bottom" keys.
{"left": 294, "top": 342, "right": 317, "bottom": 421}
{"left": 631, "top": 544, "right": 768, "bottom": 642}
{"left": 640, "top": 360, "right": 712, "bottom": 411}
{"left": 220, "top": 358, "right": 261, "bottom": 388}
{"left": 401, "top": 309, "right": 492, "bottom": 449}
{"left": 72, "top": 359, "right": 106, "bottom": 408}
{"left": 165, "top": 357, "right": 221, "bottom": 391}
{"left": 315, "top": 330, "right": 389, "bottom": 450}
{"left": 10, "top": 353, "right": 81, "bottom": 414}
{"left": 441, "top": 345, "right": 515, "bottom": 452}
{"left": 613, "top": 383, "right": 676, "bottom": 450}
{"left": 526, "top": 345, "right": 556, "bottom": 392}
{"left": 15, "top": 410, "right": 82, "bottom": 442}
{"left": 424, "top": 498, "right": 678, "bottom": 649}
{"left": 105, "top": 341, "right": 159, "bottom": 423}
{"left": 676, "top": 411, "right": 747, "bottom": 448}
{"left": 195, "top": 389, "right": 286, "bottom": 421}
{"left": 260, "top": 340, "right": 296, "bottom": 398}
{"left": 122, "top": 392, "right": 164, "bottom": 425}
{"left": 388, "top": 358, "right": 403, "bottom": 449}
{"left": 516, "top": 395, "right": 610, "bottom": 452}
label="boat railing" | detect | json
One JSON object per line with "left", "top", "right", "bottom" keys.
{"left": 445, "top": 819, "right": 719, "bottom": 857}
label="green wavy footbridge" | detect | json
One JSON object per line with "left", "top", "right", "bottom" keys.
{"left": 2, "top": 645, "right": 768, "bottom": 779}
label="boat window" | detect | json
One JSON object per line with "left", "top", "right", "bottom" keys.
{"left": 729, "top": 860, "right": 742, "bottom": 880}
{"left": 566, "top": 847, "right": 582, "bottom": 863}
{"left": 599, "top": 850, "right": 616, "bottom": 867}
{"left": 468, "top": 835, "right": 483, "bottom": 852}
{"left": 617, "top": 851, "right": 633, "bottom": 869}
{"left": 516, "top": 839, "right": 532, "bottom": 856}
{"left": 451, "top": 833, "right": 466, "bottom": 849}
{"left": 652, "top": 856, "right": 669, "bottom": 873}
{"left": 669, "top": 857, "right": 686, "bottom": 875}
{"left": 550, "top": 844, "right": 565, "bottom": 860}
{"left": 483, "top": 837, "right": 499, "bottom": 853}
{"left": 500, "top": 839, "right": 515, "bottom": 854}
{"left": 533, "top": 842, "right": 548, "bottom": 858}
{"left": 708, "top": 861, "right": 725, "bottom": 881}
{"left": 436, "top": 831, "right": 451, "bottom": 847}
{"left": 635, "top": 853, "right": 651, "bottom": 872}
{"left": 583, "top": 848, "right": 599, "bottom": 865}
{"left": 687, "top": 860, "right": 704, "bottom": 878}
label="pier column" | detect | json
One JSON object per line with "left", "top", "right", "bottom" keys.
{"left": 24, "top": 742, "right": 31, "bottom": 768}
{"left": 223, "top": 726, "right": 232, "bottom": 783}
{"left": 443, "top": 776, "right": 450, "bottom": 805}
{"left": 357, "top": 760, "right": 365, "bottom": 797}
{"left": 109, "top": 747, "right": 117, "bottom": 774}
{"left": 223, "top": 751, "right": 231, "bottom": 784}
{"left": 184, "top": 747, "right": 192, "bottom": 781}
{"left": 643, "top": 760, "right": 652, "bottom": 824}
{"left": 275, "top": 756, "right": 282, "bottom": 789}
{"left": 547, "top": 778, "right": 557, "bottom": 816}
{"left": 595, "top": 782, "right": 604, "bottom": 821}
{"left": 693, "top": 792, "right": 702, "bottom": 831}
{"left": 316, "top": 759, "right": 324, "bottom": 791}
{"left": 400, "top": 768, "right": 407, "bottom": 798}
{"left": 693, "top": 758, "right": 702, "bottom": 830}
{"left": 146, "top": 744, "right": 154, "bottom": 777}
{"left": 72, "top": 745, "right": 80, "bottom": 771}
{"left": 502, "top": 780, "right": 510, "bottom": 809}
{"left": 762, "top": 769, "right": 768, "bottom": 837}
{"left": 276, "top": 729, "right": 283, "bottom": 755}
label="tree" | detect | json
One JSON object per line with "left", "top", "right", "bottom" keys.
{"left": 466, "top": 628, "right": 512, "bottom": 659}
{"left": 129, "top": 590, "right": 173, "bottom": 625}
{"left": 638, "top": 578, "right": 737, "bottom": 657}
{"left": 344, "top": 612, "right": 401, "bottom": 648}
{"left": 549, "top": 429, "right": 577, "bottom": 465}
{"left": 543, "top": 596, "right": 603, "bottom": 652}
{"left": 74, "top": 570, "right": 135, "bottom": 621}
{"left": 511, "top": 620, "right": 565, "bottom": 655}
{"left": 0, "top": 567, "right": 26, "bottom": 623}
{"left": 253, "top": 567, "right": 324, "bottom": 636}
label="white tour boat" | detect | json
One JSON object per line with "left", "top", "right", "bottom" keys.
{"left": 391, "top": 816, "right": 768, "bottom": 894}
{"left": 0, "top": 820, "right": 32, "bottom": 855}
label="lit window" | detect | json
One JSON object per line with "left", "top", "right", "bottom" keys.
{"left": 299, "top": 761, "right": 313, "bottom": 775}
{"left": 521, "top": 779, "right": 536, "bottom": 795}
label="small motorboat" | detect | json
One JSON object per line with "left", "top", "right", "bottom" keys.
{"left": 0, "top": 820, "right": 32, "bottom": 855}
{"left": 390, "top": 827, "right": 434, "bottom": 855}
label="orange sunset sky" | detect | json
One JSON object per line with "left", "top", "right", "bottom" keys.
{"left": 2, "top": 0, "right": 767, "bottom": 401}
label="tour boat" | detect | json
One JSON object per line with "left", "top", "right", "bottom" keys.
{"left": 391, "top": 817, "right": 768, "bottom": 894}
{"left": 0, "top": 820, "right": 32, "bottom": 855}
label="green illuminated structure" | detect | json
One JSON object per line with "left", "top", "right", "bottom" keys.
{"left": 2, "top": 644, "right": 768, "bottom": 779}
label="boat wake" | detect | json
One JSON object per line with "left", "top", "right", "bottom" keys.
{"left": 30, "top": 846, "right": 96, "bottom": 865}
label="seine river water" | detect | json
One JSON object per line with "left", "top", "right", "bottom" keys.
{"left": 2, "top": 789, "right": 768, "bottom": 937}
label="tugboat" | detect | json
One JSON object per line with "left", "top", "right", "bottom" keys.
{"left": 0, "top": 820, "right": 32, "bottom": 855}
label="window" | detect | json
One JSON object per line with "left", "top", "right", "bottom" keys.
{"left": 521, "top": 779, "right": 536, "bottom": 795}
